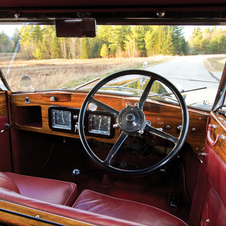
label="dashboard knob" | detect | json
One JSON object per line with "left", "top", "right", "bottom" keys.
{"left": 73, "top": 115, "right": 78, "bottom": 120}
{"left": 72, "top": 169, "right": 81, "bottom": 178}
{"left": 74, "top": 123, "right": 78, "bottom": 133}
{"left": 50, "top": 96, "right": 55, "bottom": 101}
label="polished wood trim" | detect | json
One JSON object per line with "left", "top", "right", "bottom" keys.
{"left": 0, "top": 91, "right": 8, "bottom": 117}
{"left": 209, "top": 111, "right": 226, "bottom": 164}
{"left": 41, "top": 92, "right": 71, "bottom": 102}
{"left": 9, "top": 91, "right": 209, "bottom": 152}
{"left": 0, "top": 200, "right": 92, "bottom": 226}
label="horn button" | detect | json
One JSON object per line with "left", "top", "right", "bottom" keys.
{"left": 117, "top": 105, "right": 146, "bottom": 133}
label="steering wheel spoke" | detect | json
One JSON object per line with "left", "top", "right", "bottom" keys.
{"left": 103, "top": 131, "right": 128, "bottom": 166}
{"left": 91, "top": 97, "right": 119, "bottom": 117}
{"left": 145, "top": 124, "right": 178, "bottom": 144}
{"left": 138, "top": 78, "right": 155, "bottom": 110}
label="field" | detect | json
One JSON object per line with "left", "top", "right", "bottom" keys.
{"left": 0, "top": 56, "right": 173, "bottom": 91}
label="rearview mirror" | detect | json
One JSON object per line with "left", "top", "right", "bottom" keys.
{"left": 55, "top": 18, "right": 96, "bottom": 37}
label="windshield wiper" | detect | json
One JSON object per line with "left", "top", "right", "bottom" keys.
{"left": 149, "top": 86, "right": 207, "bottom": 99}
{"left": 60, "top": 77, "right": 100, "bottom": 90}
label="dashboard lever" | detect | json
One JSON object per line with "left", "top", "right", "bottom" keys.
{"left": 1, "top": 123, "right": 12, "bottom": 134}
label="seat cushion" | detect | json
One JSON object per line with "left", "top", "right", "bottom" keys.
{"left": 73, "top": 190, "right": 188, "bottom": 226}
{"left": 4, "top": 172, "right": 77, "bottom": 206}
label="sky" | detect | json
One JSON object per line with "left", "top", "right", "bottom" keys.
{"left": 0, "top": 25, "right": 23, "bottom": 37}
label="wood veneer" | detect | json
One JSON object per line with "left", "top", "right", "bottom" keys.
{"left": 0, "top": 200, "right": 92, "bottom": 226}
{"left": 0, "top": 91, "right": 8, "bottom": 117}
{"left": 10, "top": 91, "right": 209, "bottom": 153}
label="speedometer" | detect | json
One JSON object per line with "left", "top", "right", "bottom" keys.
{"left": 88, "top": 114, "right": 111, "bottom": 135}
{"left": 52, "top": 109, "right": 71, "bottom": 130}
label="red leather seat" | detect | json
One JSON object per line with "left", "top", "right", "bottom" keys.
{"left": 73, "top": 189, "right": 188, "bottom": 226}
{"left": 0, "top": 172, "right": 77, "bottom": 206}
{"left": 0, "top": 172, "right": 187, "bottom": 225}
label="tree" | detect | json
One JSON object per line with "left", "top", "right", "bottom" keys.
{"left": 50, "top": 34, "right": 61, "bottom": 59}
{"left": 16, "top": 24, "right": 192, "bottom": 60}
{"left": 190, "top": 27, "right": 203, "bottom": 54}
{"left": 217, "top": 34, "right": 226, "bottom": 53}
{"left": 171, "top": 26, "right": 185, "bottom": 55}
{"left": 20, "top": 25, "right": 35, "bottom": 59}
{"left": 11, "top": 28, "right": 20, "bottom": 52}
{"left": 201, "top": 38, "right": 210, "bottom": 54}
{"left": 100, "top": 44, "right": 109, "bottom": 58}
{"left": 145, "top": 29, "right": 157, "bottom": 56}
{"left": 33, "top": 47, "right": 43, "bottom": 60}
{"left": 108, "top": 26, "right": 129, "bottom": 56}
{"left": 81, "top": 38, "right": 90, "bottom": 59}
{"left": 162, "top": 28, "right": 175, "bottom": 55}
{"left": 0, "top": 31, "right": 10, "bottom": 52}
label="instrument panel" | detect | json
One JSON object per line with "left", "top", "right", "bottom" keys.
{"left": 88, "top": 114, "right": 111, "bottom": 136}
{"left": 49, "top": 106, "right": 115, "bottom": 138}
{"left": 52, "top": 109, "right": 71, "bottom": 130}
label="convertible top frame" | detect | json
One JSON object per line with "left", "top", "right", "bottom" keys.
{"left": 0, "top": 1, "right": 226, "bottom": 25}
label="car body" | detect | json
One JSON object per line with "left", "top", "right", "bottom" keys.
{"left": 0, "top": 0, "right": 226, "bottom": 225}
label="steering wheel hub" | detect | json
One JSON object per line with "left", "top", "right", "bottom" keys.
{"left": 126, "top": 113, "right": 135, "bottom": 122}
{"left": 117, "top": 106, "right": 145, "bottom": 133}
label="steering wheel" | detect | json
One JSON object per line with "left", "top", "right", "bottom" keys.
{"left": 78, "top": 69, "right": 189, "bottom": 176}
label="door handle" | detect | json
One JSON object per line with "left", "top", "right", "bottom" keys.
{"left": 207, "top": 124, "right": 225, "bottom": 146}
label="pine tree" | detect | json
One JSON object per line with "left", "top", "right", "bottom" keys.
{"left": 81, "top": 38, "right": 90, "bottom": 59}
{"left": 145, "top": 27, "right": 158, "bottom": 56}
{"left": 100, "top": 44, "right": 109, "bottom": 58}
{"left": 171, "top": 26, "right": 184, "bottom": 55}
{"left": 162, "top": 28, "right": 175, "bottom": 55}
{"left": 190, "top": 27, "right": 203, "bottom": 54}
{"left": 0, "top": 31, "right": 11, "bottom": 52}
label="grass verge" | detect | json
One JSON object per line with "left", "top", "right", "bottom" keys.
{"left": 204, "top": 56, "right": 226, "bottom": 72}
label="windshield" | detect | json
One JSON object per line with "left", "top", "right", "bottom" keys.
{"left": 0, "top": 24, "right": 225, "bottom": 110}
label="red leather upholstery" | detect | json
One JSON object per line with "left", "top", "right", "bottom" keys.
{"left": 200, "top": 144, "right": 226, "bottom": 226}
{"left": 0, "top": 188, "right": 147, "bottom": 226}
{"left": 0, "top": 172, "right": 20, "bottom": 193}
{"left": 73, "top": 190, "right": 188, "bottom": 226}
{"left": 0, "top": 172, "right": 187, "bottom": 225}
{"left": 2, "top": 172, "right": 77, "bottom": 206}
{"left": 0, "top": 115, "right": 12, "bottom": 172}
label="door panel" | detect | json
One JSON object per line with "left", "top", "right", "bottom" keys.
{"left": 0, "top": 91, "right": 12, "bottom": 172}
{"left": 199, "top": 112, "right": 226, "bottom": 226}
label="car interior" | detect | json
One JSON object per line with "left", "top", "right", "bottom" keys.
{"left": 0, "top": 0, "right": 226, "bottom": 226}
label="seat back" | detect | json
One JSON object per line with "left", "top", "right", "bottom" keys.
{"left": 0, "top": 172, "right": 20, "bottom": 193}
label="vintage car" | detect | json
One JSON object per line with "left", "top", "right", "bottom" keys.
{"left": 0, "top": 0, "right": 226, "bottom": 225}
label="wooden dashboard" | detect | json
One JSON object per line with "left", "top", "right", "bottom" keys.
{"left": 9, "top": 91, "right": 209, "bottom": 153}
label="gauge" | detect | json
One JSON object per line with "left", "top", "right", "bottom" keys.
{"left": 52, "top": 109, "right": 71, "bottom": 130}
{"left": 88, "top": 114, "right": 111, "bottom": 135}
